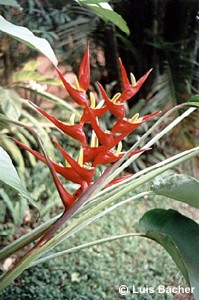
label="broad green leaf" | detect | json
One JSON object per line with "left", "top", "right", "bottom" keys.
{"left": 139, "top": 209, "right": 199, "bottom": 299}
{"left": 76, "top": 0, "right": 130, "bottom": 35}
{"left": 0, "top": 147, "right": 37, "bottom": 207}
{"left": 0, "top": 16, "right": 57, "bottom": 66}
{"left": 0, "top": 88, "right": 22, "bottom": 120}
{"left": 0, "top": 0, "right": 21, "bottom": 9}
{"left": 151, "top": 173, "right": 199, "bottom": 208}
{"left": 188, "top": 94, "right": 199, "bottom": 108}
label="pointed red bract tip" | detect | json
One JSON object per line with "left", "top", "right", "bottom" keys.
{"left": 79, "top": 45, "right": 90, "bottom": 91}
{"left": 119, "top": 58, "right": 130, "bottom": 90}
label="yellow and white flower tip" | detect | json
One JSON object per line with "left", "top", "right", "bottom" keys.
{"left": 96, "top": 99, "right": 104, "bottom": 108}
{"left": 130, "top": 113, "right": 140, "bottom": 123}
{"left": 74, "top": 75, "right": 83, "bottom": 91}
{"left": 90, "top": 130, "right": 99, "bottom": 148}
{"left": 112, "top": 92, "right": 121, "bottom": 103}
{"left": 115, "top": 141, "right": 122, "bottom": 156}
{"left": 89, "top": 92, "right": 96, "bottom": 108}
{"left": 130, "top": 73, "right": 136, "bottom": 87}
{"left": 78, "top": 148, "right": 84, "bottom": 167}
{"left": 70, "top": 113, "right": 75, "bottom": 125}
{"left": 65, "top": 160, "right": 71, "bottom": 168}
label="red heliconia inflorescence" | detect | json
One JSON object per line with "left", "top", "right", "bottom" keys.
{"left": 13, "top": 45, "right": 159, "bottom": 210}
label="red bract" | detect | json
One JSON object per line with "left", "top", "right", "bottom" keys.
{"left": 55, "top": 46, "right": 91, "bottom": 107}
{"left": 45, "top": 154, "right": 75, "bottom": 209}
{"left": 80, "top": 105, "right": 108, "bottom": 124}
{"left": 112, "top": 112, "right": 160, "bottom": 134}
{"left": 104, "top": 174, "right": 133, "bottom": 188}
{"left": 84, "top": 106, "right": 125, "bottom": 148}
{"left": 119, "top": 58, "right": 152, "bottom": 102}
{"left": 92, "top": 149, "right": 146, "bottom": 167}
{"left": 78, "top": 45, "right": 90, "bottom": 91}
{"left": 83, "top": 145, "right": 107, "bottom": 163}
{"left": 55, "top": 66, "right": 88, "bottom": 107}
{"left": 30, "top": 102, "right": 87, "bottom": 146}
{"left": 54, "top": 141, "right": 94, "bottom": 185}
{"left": 11, "top": 137, "right": 87, "bottom": 186}
{"left": 98, "top": 83, "right": 125, "bottom": 118}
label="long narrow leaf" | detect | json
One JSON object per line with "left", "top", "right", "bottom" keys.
{"left": 30, "top": 233, "right": 141, "bottom": 267}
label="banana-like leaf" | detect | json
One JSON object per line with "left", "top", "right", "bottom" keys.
{"left": 139, "top": 209, "right": 199, "bottom": 299}
{"left": 0, "top": 16, "right": 57, "bottom": 66}
{"left": 0, "top": 89, "right": 22, "bottom": 120}
{"left": 151, "top": 173, "right": 199, "bottom": 208}
{"left": 0, "top": 147, "right": 38, "bottom": 208}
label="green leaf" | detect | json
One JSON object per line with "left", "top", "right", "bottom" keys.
{"left": 0, "top": 16, "right": 57, "bottom": 66}
{"left": 0, "top": 88, "right": 22, "bottom": 120}
{"left": 151, "top": 173, "right": 199, "bottom": 208}
{"left": 22, "top": 60, "right": 42, "bottom": 71}
{"left": 13, "top": 70, "right": 62, "bottom": 85}
{"left": 188, "top": 94, "right": 199, "bottom": 108}
{"left": 0, "top": 0, "right": 22, "bottom": 9}
{"left": 0, "top": 147, "right": 37, "bottom": 207}
{"left": 139, "top": 209, "right": 199, "bottom": 299}
{"left": 76, "top": 0, "right": 130, "bottom": 35}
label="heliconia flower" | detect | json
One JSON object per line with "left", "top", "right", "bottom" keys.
{"left": 30, "top": 102, "right": 87, "bottom": 146}
{"left": 119, "top": 58, "right": 152, "bottom": 102}
{"left": 10, "top": 45, "right": 160, "bottom": 211}
{"left": 112, "top": 111, "right": 159, "bottom": 134}
{"left": 97, "top": 83, "right": 125, "bottom": 119}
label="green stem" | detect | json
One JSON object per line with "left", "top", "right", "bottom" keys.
{"left": 30, "top": 233, "right": 142, "bottom": 268}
